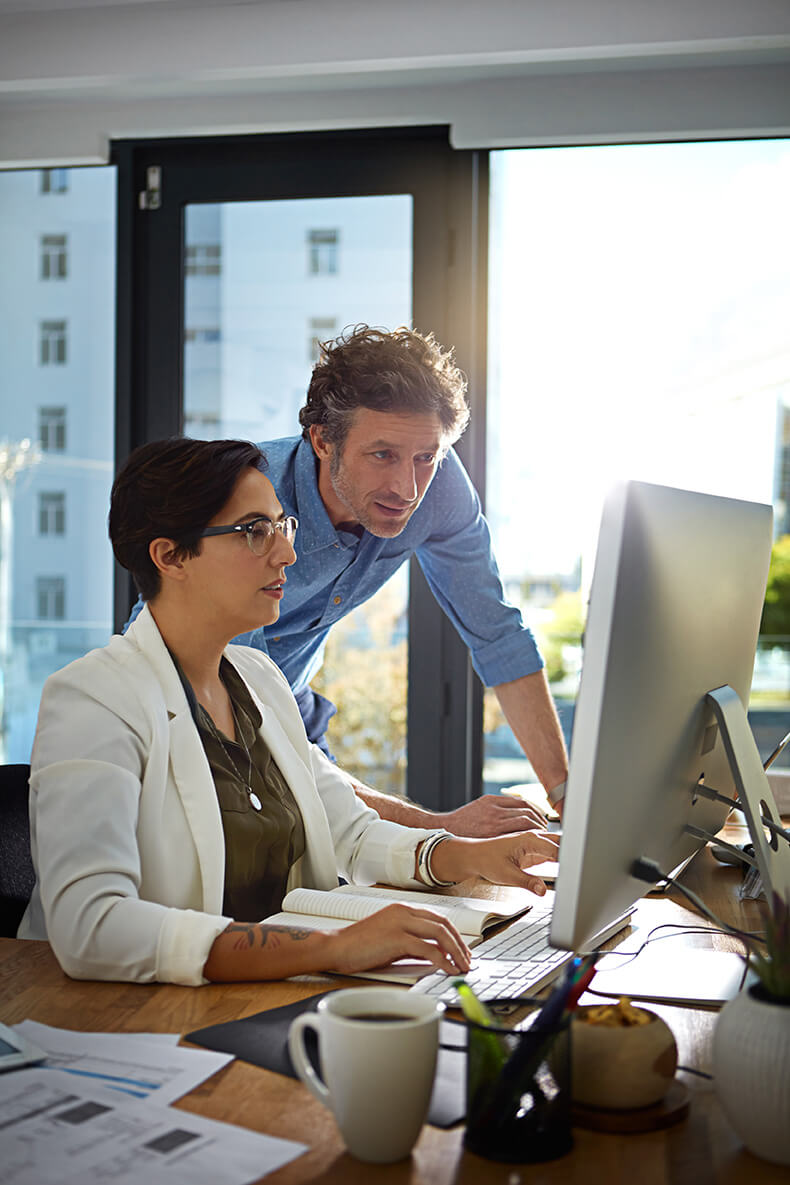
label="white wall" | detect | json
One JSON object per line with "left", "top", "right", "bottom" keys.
{"left": 1, "top": 0, "right": 789, "bottom": 165}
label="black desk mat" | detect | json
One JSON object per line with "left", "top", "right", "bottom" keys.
{"left": 186, "top": 989, "right": 467, "bottom": 1128}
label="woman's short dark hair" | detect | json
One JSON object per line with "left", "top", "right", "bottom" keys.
{"left": 109, "top": 437, "right": 266, "bottom": 601}
{"left": 298, "top": 324, "right": 469, "bottom": 450}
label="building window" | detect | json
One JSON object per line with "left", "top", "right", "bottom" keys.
{"left": 185, "top": 244, "right": 221, "bottom": 276}
{"left": 40, "top": 320, "right": 67, "bottom": 365}
{"left": 39, "top": 492, "right": 66, "bottom": 536}
{"left": 41, "top": 234, "right": 68, "bottom": 280}
{"left": 40, "top": 168, "right": 69, "bottom": 195}
{"left": 39, "top": 406, "right": 67, "bottom": 451}
{"left": 307, "top": 229, "right": 339, "bottom": 275}
{"left": 183, "top": 411, "right": 222, "bottom": 434}
{"left": 37, "top": 576, "right": 66, "bottom": 620}
{"left": 308, "top": 317, "right": 337, "bottom": 362}
{"left": 184, "top": 327, "right": 221, "bottom": 343}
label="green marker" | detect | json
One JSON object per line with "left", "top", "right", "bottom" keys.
{"left": 453, "top": 979, "right": 507, "bottom": 1073}
{"left": 453, "top": 979, "right": 497, "bottom": 1027}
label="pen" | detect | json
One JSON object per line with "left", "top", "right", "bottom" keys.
{"left": 565, "top": 962, "right": 597, "bottom": 1011}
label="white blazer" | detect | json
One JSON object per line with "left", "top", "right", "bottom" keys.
{"left": 19, "top": 606, "right": 431, "bottom": 985}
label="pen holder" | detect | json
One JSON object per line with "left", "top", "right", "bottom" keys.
{"left": 463, "top": 1001, "right": 573, "bottom": 1163}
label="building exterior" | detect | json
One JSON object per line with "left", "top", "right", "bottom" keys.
{"left": 0, "top": 166, "right": 116, "bottom": 762}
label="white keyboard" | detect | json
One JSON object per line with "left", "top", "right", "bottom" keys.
{"left": 410, "top": 902, "right": 633, "bottom": 1004}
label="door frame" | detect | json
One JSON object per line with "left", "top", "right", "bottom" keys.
{"left": 112, "top": 125, "right": 488, "bottom": 810}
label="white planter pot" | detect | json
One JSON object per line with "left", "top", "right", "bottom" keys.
{"left": 712, "top": 984, "right": 790, "bottom": 1166}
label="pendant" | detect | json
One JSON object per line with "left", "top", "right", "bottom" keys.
{"left": 248, "top": 789, "right": 263, "bottom": 811}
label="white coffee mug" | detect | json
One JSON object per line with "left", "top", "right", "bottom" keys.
{"left": 288, "top": 987, "right": 444, "bottom": 1163}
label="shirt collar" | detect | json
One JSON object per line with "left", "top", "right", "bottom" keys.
{"left": 294, "top": 436, "right": 352, "bottom": 554}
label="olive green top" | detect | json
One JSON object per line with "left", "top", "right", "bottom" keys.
{"left": 179, "top": 655, "right": 306, "bottom": 922}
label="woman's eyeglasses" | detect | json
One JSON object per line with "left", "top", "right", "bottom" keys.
{"left": 200, "top": 515, "right": 298, "bottom": 556}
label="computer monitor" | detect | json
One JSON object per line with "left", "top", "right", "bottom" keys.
{"left": 550, "top": 479, "right": 787, "bottom": 953}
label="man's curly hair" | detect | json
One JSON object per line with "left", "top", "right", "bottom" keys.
{"left": 298, "top": 324, "right": 469, "bottom": 450}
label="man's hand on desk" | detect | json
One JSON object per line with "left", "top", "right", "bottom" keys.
{"left": 351, "top": 781, "right": 550, "bottom": 836}
{"left": 440, "top": 793, "right": 549, "bottom": 837}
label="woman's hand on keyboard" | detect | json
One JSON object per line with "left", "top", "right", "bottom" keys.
{"left": 323, "top": 903, "right": 472, "bottom": 977}
{"left": 430, "top": 830, "right": 561, "bottom": 896}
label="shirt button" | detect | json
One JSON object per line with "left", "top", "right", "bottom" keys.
{"left": 334, "top": 596, "right": 342, "bottom": 605}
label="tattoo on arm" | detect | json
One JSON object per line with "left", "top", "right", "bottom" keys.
{"left": 226, "top": 922, "right": 313, "bottom": 952}
{"left": 227, "top": 923, "right": 256, "bottom": 949}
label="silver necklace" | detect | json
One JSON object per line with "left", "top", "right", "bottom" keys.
{"left": 209, "top": 698, "right": 263, "bottom": 812}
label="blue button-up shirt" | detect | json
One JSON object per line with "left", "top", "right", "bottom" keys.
{"left": 233, "top": 436, "right": 543, "bottom": 693}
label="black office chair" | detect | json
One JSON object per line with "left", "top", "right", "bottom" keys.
{"left": 0, "top": 763, "right": 35, "bottom": 937}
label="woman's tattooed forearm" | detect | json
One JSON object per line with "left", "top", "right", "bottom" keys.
{"left": 226, "top": 922, "right": 313, "bottom": 951}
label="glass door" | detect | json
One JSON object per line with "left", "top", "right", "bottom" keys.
{"left": 114, "top": 128, "right": 487, "bottom": 809}
{"left": 183, "top": 194, "right": 413, "bottom": 793}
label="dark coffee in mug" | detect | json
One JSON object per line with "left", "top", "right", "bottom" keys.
{"left": 345, "top": 1012, "right": 413, "bottom": 1023}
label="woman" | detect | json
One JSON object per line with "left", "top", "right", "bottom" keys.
{"left": 19, "top": 438, "right": 558, "bottom": 985}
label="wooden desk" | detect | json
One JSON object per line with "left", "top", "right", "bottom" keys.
{"left": 1, "top": 831, "right": 785, "bottom": 1185}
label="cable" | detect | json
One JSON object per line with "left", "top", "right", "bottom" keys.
{"left": 693, "top": 783, "right": 790, "bottom": 845}
{"left": 578, "top": 921, "right": 766, "bottom": 976}
{"left": 761, "top": 816, "right": 790, "bottom": 844}
{"left": 764, "top": 728, "right": 790, "bottom": 772}
{"left": 631, "top": 858, "right": 762, "bottom": 955}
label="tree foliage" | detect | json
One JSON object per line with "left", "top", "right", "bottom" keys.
{"left": 760, "top": 534, "right": 790, "bottom": 639}
{"left": 538, "top": 590, "right": 585, "bottom": 684}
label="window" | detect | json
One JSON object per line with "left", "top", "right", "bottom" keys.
{"left": 183, "top": 411, "right": 221, "bottom": 433}
{"left": 307, "top": 229, "right": 339, "bottom": 275}
{"left": 40, "top": 168, "right": 68, "bottom": 195}
{"left": 2, "top": 165, "right": 115, "bottom": 763}
{"left": 39, "top": 492, "right": 66, "bottom": 536}
{"left": 308, "top": 317, "right": 337, "bottom": 362}
{"left": 484, "top": 139, "right": 790, "bottom": 793}
{"left": 40, "top": 234, "right": 68, "bottom": 280}
{"left": 39, "top": 406, "right": 66, "bottom": 452}
{"left": 40, "top": 320, "right": 67, "bottom": 365}
{"left": 176, "top": 189, "right": 413, "bottom": 794}
{"left": 36, "top": 576, "right": 66, "bottom": 620}
{"left": 184, "top": 244, "right": 221, "bottom": 276}
{"left": 184, "top": 327, "right": 221, "bottom": 343}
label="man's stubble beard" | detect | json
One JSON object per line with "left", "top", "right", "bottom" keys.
{"left": 329, "top": 449, "right": 409, "bottom": 539}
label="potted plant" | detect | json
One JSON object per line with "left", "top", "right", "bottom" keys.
{"left": 712, "top": 891, "right": 790, "bottom": 1165}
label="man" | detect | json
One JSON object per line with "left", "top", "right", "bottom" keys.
{"left": 129, "top": 326, "right": 568, "bottom": 834}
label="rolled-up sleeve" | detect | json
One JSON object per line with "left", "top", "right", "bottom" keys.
{"left": 416, "top": 451, "right": 544, "bottom": 686}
